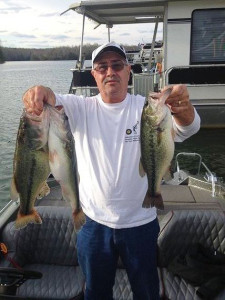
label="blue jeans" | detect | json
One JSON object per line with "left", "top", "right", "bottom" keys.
{"left": 77, "top": 217, "right": 160, "bottom": 300}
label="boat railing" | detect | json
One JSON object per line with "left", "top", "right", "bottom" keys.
{"left": 175, "top": 152, "right": 202, "bottom": 176}
{"left": 0, "top": 199, "right": 19, "bottom": 228}
{"left": 175, "top": 152, "right": 220, "bottom": 197}
{"left": 70, "top": 86, "right": 99, "bottom": 97}
{"left": 69, "top": 68, "right": 138, "bottom": 96}
{"left": 133, "top": 73, "right": 156, "bottom": 95}
{"left": 69, "top": 64, "right": 159, "bottom": 97}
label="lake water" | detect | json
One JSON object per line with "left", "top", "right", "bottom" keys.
{"left": 0, "top": 60, "right": 225, "bottom": 210}
{"left": 0, "top": 60, "right": 76, "bottom": 210}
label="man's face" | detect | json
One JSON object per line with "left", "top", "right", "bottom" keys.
{"left": 91, "top": 51, "right": 131, "bottom": 103}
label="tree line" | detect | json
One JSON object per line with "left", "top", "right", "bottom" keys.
{"left": 0, "top": 44, "right": 139, "bottom": 62}
{"left": 0, "top": 42, "right": 4, "bottom": 63}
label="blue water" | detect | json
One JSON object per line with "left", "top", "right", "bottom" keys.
{"left": 0, "top": 60, "right": 225, "bottom": 210}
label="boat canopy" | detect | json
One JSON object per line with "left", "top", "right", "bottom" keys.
{"left": 61, "top": 0, "right": 166, "bottom": 64}
{"left": 63, "top": 0, "right": 165, "bottom": 25}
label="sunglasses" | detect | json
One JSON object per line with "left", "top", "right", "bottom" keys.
{"left": 94, "top": 61, "right": 127, "bottom": 74}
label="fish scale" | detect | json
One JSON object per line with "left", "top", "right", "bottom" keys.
{"left": 142, "top": 123, "right": 161, "bottom": 202}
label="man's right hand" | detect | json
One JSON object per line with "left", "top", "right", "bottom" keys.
{"left": 23, "top": 85, "right": 56, "bottom": 115}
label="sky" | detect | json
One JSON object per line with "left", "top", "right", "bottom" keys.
{"left": 0, "top": 0, "right": 163, "bottom": 49}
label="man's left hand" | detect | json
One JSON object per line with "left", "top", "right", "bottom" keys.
{"left": 162, "top": 84, "right": 195, "bottom": 126}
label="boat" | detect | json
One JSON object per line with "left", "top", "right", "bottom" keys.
{"left": 0, "top": 150, "right": 224, "bottom": 300}
{"left": 132, "top": 42, "right": 163, "bottom": 66}
{"left": 63, "top": 0, "right": 225, "bottom": 128}
{"left": 1, "top": 1, "right": 225, "bottom": 299}
{"left": 126, "top": 42, "right": 163, "bottom": 68}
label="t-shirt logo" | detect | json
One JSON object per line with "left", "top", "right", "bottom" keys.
{"left": 133, "top": 121, "right": 139, "bottom": 134}
{"left": 126, "top": 129, "right": 132, "bottom": 135}
{"left": 125, "top": 121, "right": 140, "bottom": 142}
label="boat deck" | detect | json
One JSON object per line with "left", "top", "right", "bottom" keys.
{"left": 160, "top": 185, "right": 225, "bottom": 215}
{"left": 35, "top": 182, "right": 225, "bottom": 220}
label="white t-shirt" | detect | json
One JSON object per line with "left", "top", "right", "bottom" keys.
{"left": 55, "top": 93, "right": 200, "bottom": 228}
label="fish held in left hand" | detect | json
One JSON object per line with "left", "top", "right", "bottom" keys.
{"left": 140, "top": 88, "right": 174, "bottom": 210}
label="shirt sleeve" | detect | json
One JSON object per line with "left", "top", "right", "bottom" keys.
{"left": 173, "top": 108, "right": 201, "bottom": 142}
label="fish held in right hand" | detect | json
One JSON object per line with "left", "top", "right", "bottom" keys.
{"left": 47, "top": 104, "right": 86, "bottom": 232}
{"left": 11, "top": 105, "right": 50, "bottom": 229}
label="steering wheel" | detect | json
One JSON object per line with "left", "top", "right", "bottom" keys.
{"left": 0, "top": 267, "right": 42, "bottom": 296}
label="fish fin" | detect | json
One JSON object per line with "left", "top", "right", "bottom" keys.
{"left": 37, "top": 181, "right": 50, "bottom": 199}
{"left": 171, "top": 127, "right": 176, "bottom": 140}
{"left": 15, "top": 208, "right": 42, "bottom": 229}
{"left": 55, "top": 105, "right": 63, "bottom": 111}
{"left": 163, "top": 167, "right": 173, "bottom": 182}
{"left": 73, "top": 208, "right": 86, "bottom": 232}
{"left": 153, "top": 194, "right": 164, "bottom": 210}
{"left": 10, "top": 177, "right": 19, "bottom": 201}
{"left": 157, "top": 127, "right": 164, "bottom": 145}
{"left": 139, "top": 158, "right": 146, "bottom": 177}
{"left": 142, "top": 191, "right": 164, "bottom": 210}
{"left": 159, "top": 87, "right": 173, "bottom": 105}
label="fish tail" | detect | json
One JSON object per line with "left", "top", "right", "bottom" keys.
{"left": 142, "top": 191, "right": 164, "bottom": 210}
{"left": 15, "top": 208, "right": 42, "bottom": 229}
{"left": 73, "top": 208, "right": 86, "bottom": 232}
{"left": 10, "top": 177, "right": 19, "bottom": 201}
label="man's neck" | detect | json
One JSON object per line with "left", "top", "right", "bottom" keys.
{"left": 100, "top": 91, "right": 127, "bottom": 104}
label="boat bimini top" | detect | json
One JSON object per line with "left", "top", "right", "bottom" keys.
{"left": 61, "top": 0, "right": 165, "bottom": 68}
{"left": 62, "top": 0, "right": 164, "bottom": 26}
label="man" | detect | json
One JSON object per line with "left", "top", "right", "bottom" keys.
{"left": 23, "top": 41, "right": 200, "bottom": 300}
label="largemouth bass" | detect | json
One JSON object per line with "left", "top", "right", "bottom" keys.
{"left": 140, "top": 88, "right": 174, "bottom": 210}
{"left": 11, "top": 106, "right": 50, "bottom": 228}
{"left": 48, "top": 105, "right": 85, "bottom": 231}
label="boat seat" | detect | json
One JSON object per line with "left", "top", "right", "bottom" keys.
{"left": 158, "top": 210, "right": 225, "bottom": 300}
{"left": 0, "top": 206, "right": 84, "bottom": 300}
{"left": 131, "top": 63, "right": 143, "bottom": 74}
{"left": 2, "top": 208, "right": 224, "bottom": 299}
{"left": 112, "top": 210, "right": 225, "bottom": 300}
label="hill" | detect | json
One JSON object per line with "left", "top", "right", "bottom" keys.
{"left": 1, "top": 44, "right": 139, "bottom": 61}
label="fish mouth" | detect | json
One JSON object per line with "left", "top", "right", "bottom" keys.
{"left": 149, "top": 92, "right": 160, "bottom": 100}
{"left": 45, "top": 103, "right": 64, "bottom": 113}
{"left": 24, "top": 109, "right": 43, "bottom": 122}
